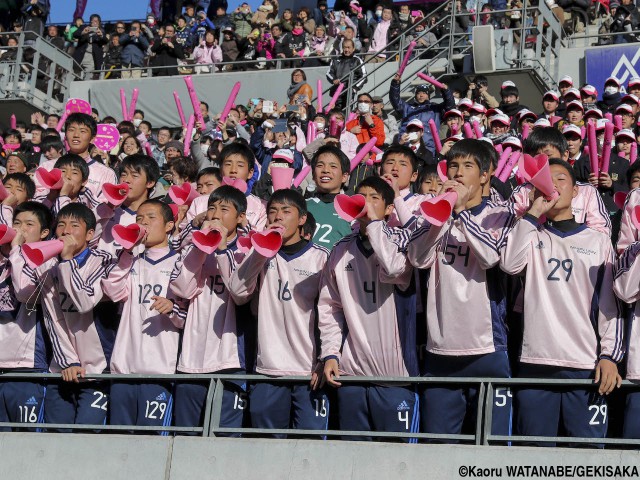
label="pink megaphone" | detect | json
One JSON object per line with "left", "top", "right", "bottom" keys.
{"left": 614, "top": 191, "right": 628, "bottom": 211}
{"left": 334, "top": 194, "right": 367, "bottom": 222}
{"left": 35, "top": 168, "right": 64, "bottom": 190}
{"left": 112, "top": 224, "right": 146, "bottom": 250}
{"left": 523, "top": 154, "right": 558, "bottom": 200}
{"left": 419, "top": 191, "right": 458, "bottom": 227}
{"left": 169, "top": 182, "right": 200, "bottom": 206}
{"left": 271, "top": 166, "right": 295, "bottom": 191}
{"left": 0, "top": 224, "right": 16, "bottom": 245}
{"left": 437, "top": 160, "right": 448, "bottom": 182}
{"left": 22, "top": 239, "right": 64, "bottom": 268}
{"left": 251, "top": 228, "right": 283, "bottom": 257}
{"left": 192, "top": 228, "right": 223, "bottom": 255}
{"left": 236, "top": 231, "right": 255, "bottom": 253}
{"left": 103, "top": 183, "right": 130, "bottom": 206}
{"left": 222, "top": 176, "right": 248, "bottom": 193}
{"left": 169, "top": 203, "right": 180, "bottom": 221}
{"left": 0, "top": 182, "right": 9, "bottom": 202}
{"left": 519, "top": 153, "right": 548, "bottom": 183}
{"left": 632, "top": 205, "right": 640, "bottom": 231}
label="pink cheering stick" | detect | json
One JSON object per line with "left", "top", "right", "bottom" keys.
{"left": 605, "top": 112, "right": 613, "bottom": 122}
{"left": 397, "top": 40, "right": 417, "bottom": 76}
{"left": 128, "top": 88, "right": 139, "bottom": 121}
{"left": 329, "top": 117, "right": 343, "bottom": 137}
{"left": 173, "top": 91, "right": 187, "bottom": 128}
{"left": 451, "top": 124, "right": 459, "bottom": 136}
{"left": 600, "top": 121, "right": 615, "bottom": 174}
{"left": 184, "top": 114, "right": 195, "bottom": 157}
{"left": 587, "top": 121, "right": 599, "bottom": 177}
{"left": 293, "top": 165, "right": 312, "bottom": 188}
{"left": 347, "top": 112, "right": 357, "bottom": 123}
{"left": 55, "top": 111, "right": 68, "bottom": 133}
{"left": 306, "top": 121, "right": 317, "bottom": 143}
{"left": 494, "top": 146, "right": 513, "bottom": 178}
{"left": 521, "top": 123, "right": 530, "bottom": 140}
{"left": 144, "top": 142, "right": 153, "bottom": 157}
{"left": 183, "top": 76, "right": 207, "bottom": 132}
{"left": 349, "top": 137, "right": 377, "bottom": 172}
{"left": 9, "top": 114, "right": 16, "bottom": 130}
{"left": 495, "top": 144, "right": 503, "bottom": 154}
{"left": 325, "top": 83, "right": 344, "bottom": 113}
{"left": 120, "top": 88, "right": 127, "bottom": 121}
{"left": 462, "top": 122, "right": 473, "bottom": 139}
{"left": 497, "top": 151, "right": 521, "bottom": 183}
{"left": 428, "top": 119, "right": 442, "bottom": 153}
{"left": 549, "top": 115, "right": 562, "bottom": 126}
{"left": 614, "top": 115, "right": 623, "bottom": 131}
{"left": 416, "top": 72, "right": 446, "bottom": 90}
{"left": 219, "top": 81, "right": 242, "bottom": 125}
{"left": 317, "top": 79, "right": 323, "bottom": 112}
{"left": 472, "top": 121, "right": 483, "bottom": 139}
{"left": 631, "top": 142, "right": 638, "bottom": 165}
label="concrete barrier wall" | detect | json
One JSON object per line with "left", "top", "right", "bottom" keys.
{"left": 1, "top": 433, "right": 639, "bottom": 480}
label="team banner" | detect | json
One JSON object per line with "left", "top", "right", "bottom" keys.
{"left": 585, "top": 44, "right": 640, "bottom": 92}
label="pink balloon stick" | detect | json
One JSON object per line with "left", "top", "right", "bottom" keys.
{"left": 184, "top": 114, "right": 195, "bottom": 157}
{"left": 219, "top": 81, "right": 242, "bottom": 124}
{"left": 183, "top": 76, "right": 206, "bottom": 132}
{"left": 494, "top": 147, "right": 513, "bottom": 178}
{"left": 173, "top": 91, "right": 187, "bottom": 127}
{"left": 349, "top": 137, "right": 377, "bottom": 172}
{"left": 120, "top": 89, "right": 127, "bottom": 121}
{"left": 600, "top": 121, "right": 615, "bottom": 174}
{"left": 325, "top": 83, "right": 345, "bottom": 113}
{"left": 293, "top": 165, "right": 312, "bottom": 188}
{"left": 497, "top": 151, "right": 521, "bottom": 183}
{"left": 631, "top": 142, "right": 638, "bottom": 165}
{"left": 587, "top": 121, "right": 599, "bottom": 177}
{"left": 55, "top": 111, "right": 68, "bottom": 132}
{"left": 128, "top": 88, "right": 139, "bottom": 121}
{"left": 428, "top": 119, "right": 442, "bottom": 153}
{"left": 397, "top": 41, "right": 417, "bottom": 76}
{"left": 416, "top": 72, "right": 446, "bottom": 90}
{"left": 317, "top": 79, "right": 323, "bottom": 112}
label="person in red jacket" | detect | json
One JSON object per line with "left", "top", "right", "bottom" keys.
{"left": 345, "top": 92, "right": 386, "bottom": 147}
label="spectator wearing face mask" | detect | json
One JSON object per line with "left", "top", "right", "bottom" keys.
{"left": 345, "top": 92, "right": 385, "bottom": 147}
{"left": 396, "top": 119, "right": 434, "bottom": 167}
{"left": 597, "top": 76, "right": 623, "bottom": 115}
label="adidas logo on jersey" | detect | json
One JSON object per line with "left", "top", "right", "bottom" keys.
{"left": 397, "top": 400, "right": 410, "bottom": 411}
{"left": 344, "top": 263, "right": 354, "bottom": 272}
{"left": 155, "top": 392, "right": 167, "bottom": 402}
{"left": 25, "top": 396, "right": 38, "bottom": 406}
{"left": 130, "top": 268, "right": 137, "bottom": 275}
{"left": 535, "top": 241, "right": 545, "bottom": 249}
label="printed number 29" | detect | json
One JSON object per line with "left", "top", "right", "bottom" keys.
{"left": 547, "top": 258, "right": 573, "bottom": 281}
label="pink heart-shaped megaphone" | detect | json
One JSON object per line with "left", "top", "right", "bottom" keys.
{"left": 0, "top": 224, "right": 17, "bottom": 246}
{"left": 192, "top": 228, "right": 223, "bottom": 255}
{"left": 0, "top": 182, "right": 9, "bottom": 202}
{"left": 271, "top": 166, "right": 295, "bottom": 191}
{"left": 236, "top": 232, "right": 255, "bottom": 253}
{"left": 334, "top": 194, "right": 367, "bottom": 222}
{"left": 22, "top": 239, "right": 64, "bottom": 268}
{"left": 251, "top": 228, "right": 283, "bottom": 257}
{"left": 35, "top": 167, "right": 64, "bottom": 190}
{"left": 419, "top": 191, "right": 458, "bottom": 227}
{"left": 169, "top": 203, "right": 180, "bottom": 221}
{"left": 522, "top": 154, "right": 558, "bottom": 200}
{"left": 65, "top": 98, "right": 92, "bottom": 115}
{"left": 94, "top": 124, "right": 121, "bottom": 151}
{"left": 168, "top": 182, "right": 200, "bottom": 206}
{"left": 103, "top": 183, "right": 130, "bottom": 206}
{"left": 437, "top": 159, "right": 448, "bottom": 182}
{"left": 614, "top": 191, "right": 628, "bottom": 211}
{"left": 222, "top": 176, "right": 248, "bottom": 193}
{"left": 112, "top": 224, "right": 147, "bottom": 250}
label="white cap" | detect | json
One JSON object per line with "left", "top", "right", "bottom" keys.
{"left": 616, "top": 128, "right": 636, "bottom": 141}
{"left": 559, "top": 75, "right": 574, "bottom": 86}
{"left": 503, "top": 136, "right": 522, "bottom": 149}
{"left": 534, "top": 118, "right": 551, "bottom": 128}
{"left": 272, "top": 148, "right": 295, "bottom": 163}
{"left": 490, "top": 113, "right": 511, "bottom": 125}
{"left": 407, "top": 118, "right": 425, "bottom": 129}
{"left": 561, "top": 123, "right": 583, "bottom": 138}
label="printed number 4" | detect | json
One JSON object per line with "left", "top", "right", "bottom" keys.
{"left": 589, "top": 404, "right": 607, "bottom": 425}
{"left": 547, "top": 258, "right": 573, "bottom": 281}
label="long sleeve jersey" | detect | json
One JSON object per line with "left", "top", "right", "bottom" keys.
{"left": 186, "top": 192, "right": 267, "bottom": 231}
{"left": 502, "top": 215, "right": 624, "bottom": 369}
{"left": 318, "top": 221, "right": 418, "bottom": 377}
{"left": 616, "top": 188, "right": 640, "bottom": 255}
{"left": 228, "top": 240, "right": 329, "bottom": 376}
{"left": 614, "top": 241, "right": 640, "bottom": 379}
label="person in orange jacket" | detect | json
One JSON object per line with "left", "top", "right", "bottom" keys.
{"left": 345, "top": 92, "right": 386, "bottom": 147}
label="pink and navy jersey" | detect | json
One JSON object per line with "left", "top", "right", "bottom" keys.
{"left": 616, "top": 188, "right": 640, "bottom": 255}
{"left": 36, "top": 157, "right": 117, "bottom": 204}
{"left": 318, "top": 221, "right": 418, "bottom": 377}
{"left": 186, "top": 192, "right": 267, "bottom": 231}
{"left": 94, "top": 204, "right": 137, "bottom": 254}
{"left": 50, "top": 190, "right": 100, "bottom": 218}
{"left": 502, "top": 216, "right": 624, "bottom": 369}
{"left": 614, "top": 241, "right": 640, "bottom": 379}
{"left": 0, "top": 205, "right": 14, "bottom": 226}
{"left": 169, "top": 239, "right": 246, "bottom": 373}
{"left": 1, "top": 247, "right": 55, "bottom": 370}
{"left": 388, "top": 188, "right": 427, "bottom": 230}
{"left": 228, "top": 240, "right": 329, "bottom": 376}
{"left": 103, "top": 246, "right": 187, "bottom": 374}
{"left": 509, "top": 182, "right": 611, "bottom": 236}
{"left": 41, "top": 248, "right": 115, "bottom": 373}
{"left": 408, "top": 199, "right": 516, "bottom": 356}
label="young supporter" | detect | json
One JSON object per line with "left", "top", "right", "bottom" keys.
{"left": 170, "top": 186, "right": 248, "bottom": 434}
{"left": 195, "top": 167, "right": 222, "bottom": 196}
{"left": 41, "top": 204, "right": 114, "bottom": 428}
{"left": 407, "top": 139, "right": 516, "bottom": 440}
{"left": 379, "top": 145, "right": 422, "bottom": 229}
{"left": 35, "top": 113, "right": 117, "bottom": 203}
{"left": 0, "top": 202, "right": 53, "bottom": 429}
{"left": 415, "top": 164, "right": 443, "bottom": 195}
{"left": 305, "top": 145, "right": 352, "bottom": 249}
{"left": 42, "top": 155, "right": 97, "bottom": 214}
{"left": 229, "top": 189, "right": 330, "bottom": 437}
{"left": 102, "top": 200, "right": 187, "bottom": 433}
{"left": 319, "top": 176, "right": 419, "bottom": 441}
{"left": 502, "top": 158, "right": 623, "bottom": 445}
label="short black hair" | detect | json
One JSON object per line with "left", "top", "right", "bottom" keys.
{"left": 356, "top": 176, "right": 395, "bottom": 207}
{"left": 40, "top": 136, "right": 65, "bottom": 153}
{"left": 118, "top": 121, "right": 136, "bottom": 137}
{"left": 219, "top": 142, "right": 256, "bottom": 171}
{"left": 170, "top": 157, "right": 199, "bottom": 183}
{"left": 302, "top": 210, "right": 316, "bottom": 238}
{"left": 13, "top": 201, "right": 53, "bottom": 232}
{"left": 197, "top": 166, "right": 222, "bottom": 182}
{"left": 56, "top": 203, "right": 97, "bottom": 231}
{"left": 415, "top": 164, "right": 439, "bottom": 190}
{"left": 446, "top": 138, "right": 491, "bottom": 174}
{"left": 208, "top": 185, "right": 247, "bottom": 214}
{"left": 311, "top": 145, "right": 350, "bottom": 175}
{"left": 4, "top": 129, "right": 21, "bottom": 140}
{"left": 140, "top": 120, "right": 152, "bottom": 131}
{"left": 523, "top": 127, "right": 568, "bottom": 157}
{"left": 54, "top": 154, "right": 89, "bottom": 181}
{"left": 627, "top": 160, "right": 640, "bottom": 187}
{"left": 478, "top": 140, "right": 499, "bottom": 170}
{"left": 119, "top": 154, "right": 161, "bottom": 184}
{"left": 548, "top": 158, "right": 576, "bottom": 186}
{"left": 133, "top": 109, "right": 145, "bottom": 118}
{"left": 267, "top": 188, "right": 307, "bottom": 215}
{"left": 501, "top": 85, "right": 519, "bottom": 99}
{"left": 381, "top": 144, "right": 419, "bottom": 172}
{"left": 3, "top": 173, "right": 35, "bottom": 200}
{"left": 140, "top": 199, "right": 174, "bottom": 223}
{"left": 65, "top": 113, "right": 97, "bottom": 137}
